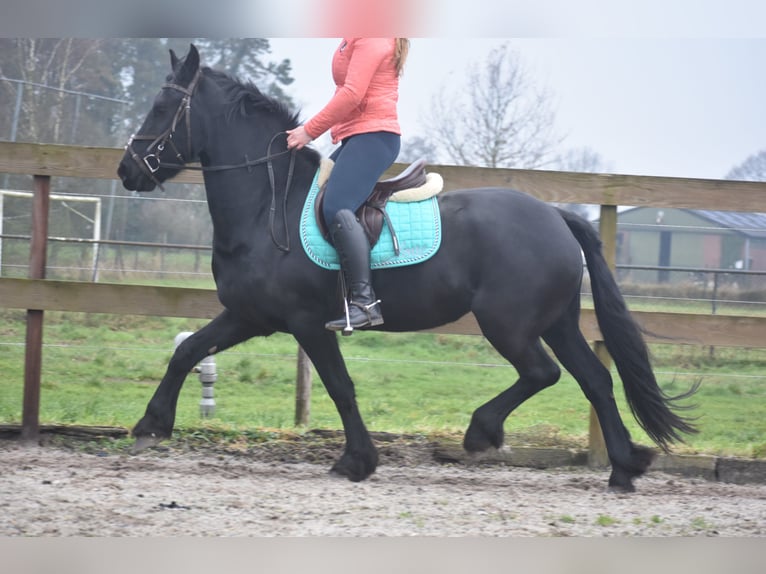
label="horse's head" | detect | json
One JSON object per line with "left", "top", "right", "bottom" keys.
{"left": 118, "top": 44, "right": 205, "bottom": 192}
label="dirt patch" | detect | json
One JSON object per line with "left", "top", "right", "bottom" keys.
{"left": 1, "top": 431, "right": 764, "bottom": 536}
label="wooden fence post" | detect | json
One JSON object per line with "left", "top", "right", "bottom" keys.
{"left": 294, "top": 346, "right": 312, "bottom": 426}
{"left": 588, "top": 204, "right": 618, "bottom": 467}
{"left": 20, "top": 175, "right": 50, "bottom": 442}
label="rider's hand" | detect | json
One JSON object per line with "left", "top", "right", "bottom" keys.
{"left": 286, "top": 125, "right": 313, "bottom": 150}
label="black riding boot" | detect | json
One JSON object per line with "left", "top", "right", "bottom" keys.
{"left": 325, "top": 209, "right": 384, "bottom": 334}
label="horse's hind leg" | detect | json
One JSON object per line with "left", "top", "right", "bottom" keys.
{"left": 464, "top": 338, "right": 561, "bottom": 453}
{"left": 132, "top": 309, "right": 264, "bottom": 451}
{"left": 542, "top": 309, "right": 655, "bottom": 492}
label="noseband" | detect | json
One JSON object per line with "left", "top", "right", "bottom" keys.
{"left": 124, "top": 68, "right": 202, "bottom": 191}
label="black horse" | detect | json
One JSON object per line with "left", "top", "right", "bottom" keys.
{"left": 117, "top": 44, "right": 696, "bottom": 492}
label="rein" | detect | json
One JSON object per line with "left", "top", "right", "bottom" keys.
{"left": 124, "top": 69, "right": 297, "bottom": 252}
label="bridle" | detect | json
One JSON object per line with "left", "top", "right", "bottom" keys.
{"left": 124, "top": 67, "right": 297, "bottom": 252}
{"left": 125, "top": 68, "right": 203, "bottom": 191}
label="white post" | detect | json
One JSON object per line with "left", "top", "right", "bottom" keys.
{"left": 198, "top": 355, "right": 217, "bottom": 418}
{"left": 174, "top": 331, "right": 217, "bottom": 418}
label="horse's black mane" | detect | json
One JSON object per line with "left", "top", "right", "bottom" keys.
{"left": 202, "top": 67, "right": 301, "bottom": 128}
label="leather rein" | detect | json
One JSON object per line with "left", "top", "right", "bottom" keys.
{"left": 124, "top": 68, "right": 297, "bottom": 252}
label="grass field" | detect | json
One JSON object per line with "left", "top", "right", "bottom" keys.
{"left": 0, "top": 308, "right": 765, "bottom": 458}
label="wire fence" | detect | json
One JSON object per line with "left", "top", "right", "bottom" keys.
{"left": 0, "top": 335, "right": 764, "bottom": 369}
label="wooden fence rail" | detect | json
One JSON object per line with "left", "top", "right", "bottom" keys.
{"left": 3, "top": 141, "right": 766, "bottom": 210}
{"left": 3, "top": 142, "right": 766, "bottom": 459}
{"left": 2, "top": 277, "right": 766, "bottom": 347}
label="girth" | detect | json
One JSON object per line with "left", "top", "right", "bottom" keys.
{"left": 314, "top": 158, "right": 428, "bottom": 250}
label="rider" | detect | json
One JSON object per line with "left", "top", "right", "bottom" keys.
{"left": 286, "top": 37, "right": 409, "bottom": 332}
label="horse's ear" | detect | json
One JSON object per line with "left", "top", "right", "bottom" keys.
{"left": 169, "top": 49, "right": 180, "bottom": 70}
{"left": 178, "top": 44, "right": 200, "bottom": 83}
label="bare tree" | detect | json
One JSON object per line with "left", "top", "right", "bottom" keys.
{"left": 553, "top": 146, "right": 610, "bottom": 174}
{"left": 549, "top": 146, "right": 610, "bottom": 220}
{"left": 0, "top": 39, "right": 106, "bottom": 144}
{"left": 726, "top": 149, "right": 766, "bottom": 181}
{"left": 397, "top": 135, "right": 439, "bottom": 164}
{"left": 424, "top": 43, "right": 560, "bottom": 169}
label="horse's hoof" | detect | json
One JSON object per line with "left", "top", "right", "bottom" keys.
{"left": 327, "top": 466, "right": 364, "bottom": 482}
{"left": 607, "top": 473, "right": 637, "bottom": 493}
{"left": 463, "top": 421, "right": 503, "bottom": 453}
{"left": 607, "top": 483, "right": 636, "bottom": 494}
{"left": 465, "top": 446, "right": 504, "bottom": 463}
{"left": 329, "top": 453, "right": 376, "bottom": 482}
{"left": 131, "top": 434, "right": 164, "bottom": 454}
{"left": 329, "top": 464, "right": 369, "bottom": 482}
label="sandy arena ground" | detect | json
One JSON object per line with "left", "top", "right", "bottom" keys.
{"left": 1, "top": 435, "right": 764, "bottom": 537}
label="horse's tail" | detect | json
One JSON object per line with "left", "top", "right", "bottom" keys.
{"left": 557, "top": 208, "right": 698, "bottom": 450}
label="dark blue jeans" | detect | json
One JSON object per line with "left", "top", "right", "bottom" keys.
{"left": 323, "top": 131, "right": 401, "bottom": 224}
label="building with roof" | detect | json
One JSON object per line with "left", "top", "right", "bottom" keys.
{"left": 599, "top": 207, "right": 766, "bottom": 285}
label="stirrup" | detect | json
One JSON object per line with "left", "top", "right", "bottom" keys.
{"left": 341, "top": 296, "right": 353, "bottom": 336}
{"left": 327, "top": 298, "right": 383, "bottom": 336}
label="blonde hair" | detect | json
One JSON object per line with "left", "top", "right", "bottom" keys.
{"left": 394, "top": 38, "right": 410, "bottom": 76}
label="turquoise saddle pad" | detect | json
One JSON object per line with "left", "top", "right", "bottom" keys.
{"left": 299, "top": 169, "right": 442, "bottom": 270}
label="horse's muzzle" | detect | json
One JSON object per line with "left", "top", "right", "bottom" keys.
{"left": 117, "top": 159, "right": 157, "bottom": 192}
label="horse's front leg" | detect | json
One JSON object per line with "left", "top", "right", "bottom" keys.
{"left": 132, "top": 309, "right": 265, "bottom": 452}
{"left": 292, "top": 327, "right": 378, "bottom": 481}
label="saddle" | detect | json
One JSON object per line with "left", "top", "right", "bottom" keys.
{"left": 314, "top": 158, "right": 429, "bottom": 251}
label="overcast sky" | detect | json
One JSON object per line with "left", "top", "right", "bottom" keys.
{"left": 268, "top": 37, "right": 766, "bottom": 181}
{"left": 5, "top": 0, "right": 762, "bottom": 181}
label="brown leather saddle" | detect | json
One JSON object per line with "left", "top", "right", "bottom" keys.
{"left": 314, "top": 158, "right": 428, "bottom": 252}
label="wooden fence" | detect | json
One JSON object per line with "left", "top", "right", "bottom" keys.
{"left": 2, "top": 142, "right": 766, "bottom": 463}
